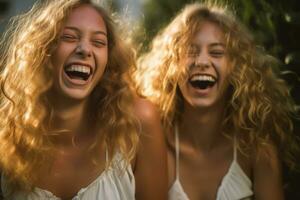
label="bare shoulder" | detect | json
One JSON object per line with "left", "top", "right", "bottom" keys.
{"left": 132, "top": 96, "right": 168, "bottom": 200}
{"left": 131, "top": 96, "right": 164, "bottom": 149}
{"left": 252, "top": 142, "right": 284, "bottom": 200}
{"left": 132, "top": 96, "right": 161, "bottom": 130}
{"left": 253, "top": 142, "right": 280, "bottom": 170}
{"left": 131, "top": 95, "right": 165, "bottom": 152}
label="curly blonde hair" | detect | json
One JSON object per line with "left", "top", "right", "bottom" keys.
{"left": 0, "top": 0, "right": 139, "bottom": 192}
{"left": 135, "top": 2, "right": 299, "bottom": 169}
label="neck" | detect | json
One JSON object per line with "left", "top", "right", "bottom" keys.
{"left": 46, "top": 93, "right": 93, "bottom": 146}
{"left": 179, "top": 101, "right": 226, "bottom": 151}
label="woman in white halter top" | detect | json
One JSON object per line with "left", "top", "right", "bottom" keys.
{"left": 0, "top": 0, "right": 168, "bottom": 199}
{"left": 136, "top": 2, "right": 298, "bottom": 200}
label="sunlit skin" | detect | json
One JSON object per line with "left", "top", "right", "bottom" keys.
{"left": 50, "top": 4, "right": 108, "bottom": 102}
{"left": 47, "top": 4, "right": 108, "bottom": 136}
{"left": 178, "top": 21, "right": 230, "bottom": 111}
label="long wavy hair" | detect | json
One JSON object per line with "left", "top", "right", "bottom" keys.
{"left": 0, "top": 0, "right": 139, "bottom": 192}
{"left": 136, "top": 2, "right": 299, "bottom": 169}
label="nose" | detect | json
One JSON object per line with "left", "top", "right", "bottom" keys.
{"left": 194, "top": 52, "right": 210, "bottom": 69}
{"left": 75, "top": 40, "right": 92, "bottom": 58}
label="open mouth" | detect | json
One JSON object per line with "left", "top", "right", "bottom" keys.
{"left": 189, "top": 74, "right": 217, "bottom": 90}
{"left": 64, "top": 64, "right": 93, "bottom": 81}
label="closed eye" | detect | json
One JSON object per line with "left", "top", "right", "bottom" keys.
{"left": 61, "top": 34, "right": 77, "bottom": 42}
{"left": 93, "top": 40, "right": 107, "bottom": 47}
{"left": 210, "top": 50, "right": 225, "bottom": 57}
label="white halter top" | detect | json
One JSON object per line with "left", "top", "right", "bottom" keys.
{"left": 1, "top": 153, "right": 135, "bottom": 200}
{"left": 168, "top": 128, "right": 253, "bottom": 200}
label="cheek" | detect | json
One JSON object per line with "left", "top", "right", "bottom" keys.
{"left": 51, "top": 44, "right": 72, "bottom": 67}
{"left": 218, "top": 69, "right": 232, "bottom": 97}
{"left": 94, "top": 50, "right": 108, "bottom": 79}
{"left": 178, "top": 81, "right": 188, "bottom": 99}
{"left": 176, "top": 58, "right": 191, "bottom": 81}
{"left": 96, "top": 49, "right": 108, "bottom": 67}
{"left": 181, "top": 57, "right": 193, "bottom": 69}
{"left": 50, "top": 48, "right": 60, "bottom": 67}
{"left": 50, "top": 51, "right": 62, "bottom": 76}
{"left": 214, "top": 58, "right": 230, "bottom": 76}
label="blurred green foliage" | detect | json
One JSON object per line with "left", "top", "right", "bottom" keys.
{"left": 138, "top": 0, "right": 300, "bottom": 66}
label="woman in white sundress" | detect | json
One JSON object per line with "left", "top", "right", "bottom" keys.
{"left": 136, "top": 2, "right": 299, "bottom": 200}
{"left": 0, "top": 0, "right": 167, "bottom": 199}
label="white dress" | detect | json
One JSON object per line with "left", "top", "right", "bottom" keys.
{"left": 1, "top": 153, "right": 135, "bottom": 200}
{"left": 168, "top": 128, "right": 253, "bottom": 200}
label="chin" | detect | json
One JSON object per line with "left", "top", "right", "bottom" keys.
{"left": 187, "top": 97, "right": 220, "bottom": 110}
{"left": 192, "top": 102, "right": 214, "bottom": 109}
{"left": 57, "top": 86, "right": 93, "bottom": 101}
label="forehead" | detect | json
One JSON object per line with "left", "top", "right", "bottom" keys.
{"left": 64, "top": 4, "right": 107, "bottom": 33}
{"left": 191, "top": 21, "right": 225, "bottom": 45}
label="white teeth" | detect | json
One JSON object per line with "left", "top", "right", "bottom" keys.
{"left": 190, "top": 75, "right": 216, "bottom": 82}
{"left": 65, "top": 65, "right": 91, "bottom": 74}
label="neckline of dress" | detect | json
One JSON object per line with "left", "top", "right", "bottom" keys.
{"left": 171, "top": 126, "right": 250, "bottom": 199}
{"left": 34, "top": 152, "right": 126, "bottom": 199}
{"left": 35, "top": 165, "right": 110, "bottom": 199}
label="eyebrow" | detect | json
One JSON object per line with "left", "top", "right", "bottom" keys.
{"left": 64, "top": 26, "right": 107, "bottom": 36}
{"left": 209, "top": 42, "right": 225, "bottom": 47}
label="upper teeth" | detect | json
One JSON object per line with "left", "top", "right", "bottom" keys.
{"left": 66, "top": 65, "right": 91, "bottom": 74}
{"left": 190, "top": 75, "right": 216, "bottom": 82}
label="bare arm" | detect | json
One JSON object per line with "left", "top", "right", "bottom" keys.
{"left": 253, "top": 143, "right": 284, "bottom": 200}
{"left": 133, "top": 97, "right": 168, "bottom": 200}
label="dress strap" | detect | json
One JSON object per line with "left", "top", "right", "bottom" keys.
{"left": 175, "top": 125, "right": 180, "bottom": 180}
{"left": 105, "top": 148, "right": 109, "bottom": 163}
{"left": 233, "top": 135, "right": 237, "bottom": 161}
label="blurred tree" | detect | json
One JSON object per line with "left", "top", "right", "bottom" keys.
{"left": 139, "top": 0, "right": 299, "bottom": 59}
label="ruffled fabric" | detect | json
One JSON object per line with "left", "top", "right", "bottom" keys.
{"left": 2, "top": 154, "right": 135, "bottom": 200}
{"left": 168, "top": 161, "right": 253, "bottom": 200}
{"left": 216, "top": 160, "right": 253, "bottom": 200}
